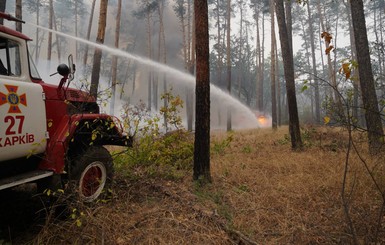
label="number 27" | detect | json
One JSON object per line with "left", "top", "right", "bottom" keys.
{"left": 4, "top": 115, "right": 25, "bottom": 135}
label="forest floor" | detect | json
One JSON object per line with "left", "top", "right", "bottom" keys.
{"left": 1, "top": 126, "right": 384, "bottom": 244}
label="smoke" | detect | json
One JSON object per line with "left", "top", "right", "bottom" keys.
{"left": 13, "top": 1, "right": 265, "bottom": 131}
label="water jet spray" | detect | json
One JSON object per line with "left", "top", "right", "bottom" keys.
{"left": 27, "top": 23, "right": 269, "bottom": 129}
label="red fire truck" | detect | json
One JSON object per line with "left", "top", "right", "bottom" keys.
{"left": 0, "top": 13, "right": 131, "bottom": 202}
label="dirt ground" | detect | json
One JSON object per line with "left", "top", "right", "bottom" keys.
{"left": 1, "top": 126, "right": 384, "bottom": 244}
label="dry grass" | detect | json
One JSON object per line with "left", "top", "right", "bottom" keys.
{"left": 210, "top": 126, "right": 385, "bottom": 244}
{"left": 3, "top": 126, "right": 385, "bottom": 244}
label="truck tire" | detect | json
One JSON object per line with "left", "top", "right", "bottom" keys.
{"left": 70, "top": 146, "right": 114, "bottom": 202}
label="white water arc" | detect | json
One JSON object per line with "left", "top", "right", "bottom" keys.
{"left": 27, "top": 23, "right": 261, "bottom": 129}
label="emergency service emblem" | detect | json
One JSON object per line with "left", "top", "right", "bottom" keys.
{"left": 0, "top": 84, "right": 27, "bottom": 113}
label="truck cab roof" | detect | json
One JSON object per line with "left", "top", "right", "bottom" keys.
{"left": 0, "top": 25, "right": 31, "bottom": 41}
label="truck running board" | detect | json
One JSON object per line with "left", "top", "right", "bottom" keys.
{"left": 0, "top": 170, "right": 54, "bottom": 191}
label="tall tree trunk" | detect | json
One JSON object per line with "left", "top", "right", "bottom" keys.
{"left": 15, "top": 0, "right": 22, "bottom": 32}
{"left": 187, "top": 0, "right": 192, "bottom": 67}
{"left": 237, "top": 0, "right": 244, "bottom": 98}
{"left": 83, "top": 0, "right": 96, "bottom": 67}
{"left": 180, "top": 0, "right": 189, "bottom": 130}
{"left": 255, "top": 6, "right": 263, "bottom": 112}
{"left": 47, "top": 0, "right": 53, "bottom": 63}
{"left": 259, "top": 14, "right": 265, "bottom": 112}
{"left": 317, "top": 0, "right": 334, "bottom": 100}
{"left": 257, "top": 13, "right": 265, "bottom": 112}
{"left": 110, "top": 0, "right": 122, "bottom": 115}
{"left": 193, "top": 0, "right": 211, "bottom": 182}
{"left": 216, "top": 0, "right": 222, "bottom": 87}
{"left": 350, "top": 0, "right": 384, "bottom": 154}
{"left": 276, "top": 41, "right": 281, "bottom": 126}
{"left": 187, "top": 0, "right": 195, "bottom": 131}
{"left": 284, "top": 0, "right": 292, "bottom": 54}
{"left": 317, "top": 18, "right": 329, "bottom": 105}
{"left": 53, "top": 12, "right": 61, "bottom": 62}
{"left": 0, "top": 1, "right": 6, "bottom": 24}
{"left": 275, "top": 0, "right": 303, "bottom": 150}
{"left": 154, "top": 0, "right": 166, "bottom": 112}
{"left": 226, "top": 0, "right": 232, "bottom": 131}
{"left": 333, "top": 14, "right": 340, "bottom": 104}
{"left": 35, "top": 0, "right": 40, "bottom": 63}
{"left": 158, "top": 0, "right": 168, "bottom": 130}
{"left": 270, "top": 0, "right": 277, "bottom": 129}
{"left": 307, "top": 1, "right": 320, "bottom": 124}
{"left": 90, "top": 0, "right": 108, "bottom": 98}
{"left": 146, "top": 6, "right": 153, "bottom": 111}
{"left": 373, "top": 2, "right": 380, "bottom": 81}
{"left": 74, "top": 1, "right": 78, "bottom": 61}
{"left": 299, "top": 17, "right": 313, "bottom": 119}
{"left": 343, "top": 0, "right": 360, "bottom": 126}
{"left": 215, "top": 0, "right": 223, "bottom": 127}
{"left": 379, "top": 0, "right": 385, "bottom": 93}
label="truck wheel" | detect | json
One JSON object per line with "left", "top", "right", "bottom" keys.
{"left": 70, "top": 146, "right": 114, "bottom": 202}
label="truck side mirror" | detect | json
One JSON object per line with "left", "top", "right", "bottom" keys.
{"left": 57, "top": 64, "right": 70, "bottom": 76}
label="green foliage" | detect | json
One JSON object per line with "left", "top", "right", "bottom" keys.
{"left": 160, "top": 90, "right": 184, "bottom": 131}
{"left": 301, "top": 80, "right": 309, "bottom": 93}
{"left": 277, "top": 134, "right": 290, "bottom": 145}
{"left": 114, "top": 90, "right": 193, "bottom": 180}
{"left": 211, "top": 133, "right": 234, "bottom": 155}
{"left": 43, "top": 188, "right": 64, "bottom": 197}
{"left": 235, "top": 184, "right": 249, "bottom": 193}
{"left": 193, "top": 184, "right": 233, "bottom": 222}
{"left": 379, "top": 98, "right": 385, "bottom": 107}
{"left": 70, "top": 208, "right": 85, "bottom": 227}
{"left": 278, "top": 125, "right": 319, "bottom": 148}
{"left": 300, "top": 126, "right": 318, "bottom": 147}
{"left": 241, "top": 145, "right": 252, "bottom": 153}
{"left": 321, "top": 93, "right": 360, "bottom": 128}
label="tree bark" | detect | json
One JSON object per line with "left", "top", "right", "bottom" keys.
{"left": 215, "top": 0, "right": 223, "bottom": 88}
{"left": 35, "top": 0, "right": 40, "bottom": 63}
{"left": 52, "top": 12, "right": 61, "bottom": 62}
{"left": 270, "top": 0, "right": 277, "bottom": 129}
{"left": 284, "top": 0, "right": 292, "bottom": 54}
{"left": 83, "top": 0, "right": 96, "bottom": 67}
{"left": 185, "top": 0, "right": 195, "bottom": 132}
{"left": 110, "top": 0, "right": 122, "bottom": 115}
{"left": 15, "top": 0, "right": 22, "bottom": 32}
{"left": 343, "top": 0, "right": 360, "bottom": 126}
{"left": 158, "top": 0, "right": 168, "bottom": 130}
{"left": 317, "top": 0, "right": 335, "bottom": 100}
{"left": 254, "top": 5, "right": 263, "bottom": 112}
{"left": 90, "top": 0, "right": 108, "bottom": 98}
{"left": 74, "top": 1, "right": 78, "bottom": 61}
{"left": 226, "top": 0, "right": 232, "bottom": 131}
{"left": 350, "top": 0, "right": 384, "bottom": 154}
{"left": 307, "top": 2, "right": 320, "bottom": 124}
{"left": 47, "top": 0, "right": 53, "bottom": 62}
{"left": 237, "top": 0, "right": 244, "bottom": 98}
{"left": 274, "top": 0, "right": 303, "bottom": 150}
{"left": 193, "top": 0, "right": 211, "bottom": 182}
{"left": 0, "top": 1, "right": 6, "bottom": 24}
{"left": 276, "top": 41, "right": 281, "bottom": 126}
{"left": 146, "top": 5, "right": 153, "bottom": 111}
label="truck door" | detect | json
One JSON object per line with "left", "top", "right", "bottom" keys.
{"left": 0, "top": 36, "right": 47, "bottom": 161}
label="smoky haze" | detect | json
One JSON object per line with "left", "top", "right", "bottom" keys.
{"left": 2, "top": 1, "right": 265, "bottom": 130}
